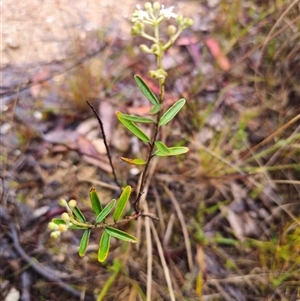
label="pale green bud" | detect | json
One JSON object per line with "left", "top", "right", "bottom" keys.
{"left": 176, "top": 15, "right": 183, "bottom": 23}
{"left": 131, "top": 22, "right": 144, "bottom": 36}
{"left": 167, "top": 25, "right": 177, "bottom": 36}
{"left": 144, "top": 2, "right": 152, "bottom": 12}
{"left": 69, "top": 199, "right": 77, "bottom": 208}
{"left": 151, "top": 44, "right": 159, "bottom": 55}
{"left": 50, "top": 231, "right": 60, "bottom": 239}
{"left": 153, "top": 2, "right": 161, "bottom": 13}
{"left": 148, "top": 69, "right": 167, "bottom": 80}
{"left": 183, "top": 18, "right": 194, "bottom": 28}
{"left": 61, "top": 212, "right": 70, "bottom": 223}
{"left": 48, "top": 222, "right": 59, "bottom": 231}
{"left": 59, "top": 199, "right": 67, "bottom": 207}
{"left": 140, "top": 44, "right": 151, "bottom": 53}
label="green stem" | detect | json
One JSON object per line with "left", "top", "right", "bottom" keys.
{"left": 69, "top": 211, "right": 158, "bottom": 229}
{"left": 133, "top": 21, "right": 166, "bottom": 213}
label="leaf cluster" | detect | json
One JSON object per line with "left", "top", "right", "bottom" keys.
{"left": 117, "top": 75, "right": 188, "bottom": 165}
{"left": 51, "top": 186, "right": 136, "bottom": 262}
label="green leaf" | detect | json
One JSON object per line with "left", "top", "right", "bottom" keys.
{"left": 120, "top": 157, "right": 146, "bottom": 166}
{"left": 105, "top": 227, "right": 138, "bottom": 243}
{"left": 134, "top": 75, "right": 159, "bottom": 105}
{"left": 159, "top": 98, "right": 186, "bottom": 126}
{"left": 117, "top": 113, "right": 154, "bottom": 124}
{"left": 155, "top": 146, "right": 189, "bottom": 157}
{"left": 79, "top": 229, "right": 91, "bottom": 257}
{"left": 52, "top": 218, "right": 66, "bottom": 225}
{"left": 90, "top": 188, "right": 102, "bottom": 216}
{"left": 98, "top": 231, "right": 111, "bottom": 262}
{"left": 95, "top": 199, "right": 116, "bottom": 223}
{"left": 154, "top": 141, "right": 171, "bottom": 155}
{"left": 52, "top": 218, "right": 88, "bottom": 230}
{"left": 149, "top": 104, "right": 161, "bottom": 115}
{"left": 69, "top": 224, "right": 89, "bottom": 230}
{"left": 113, "top": 186, "right": 131, "bottom": 222}
{"left": 116, "top": 112, "right": 150, "bottom": 143}
{"left": 73, "top": 206, "right": 86, "bottom": 223}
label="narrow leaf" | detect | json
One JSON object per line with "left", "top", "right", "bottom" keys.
{"left": 79, "top": 229, "right": 91, "bottom": 257}
{"left": 134, "top": 75, "right": 159, "bottom": 105}
{"left": 155, "top": 146, "right": 189, "bottom": 156}
{"left": 118, "top": 113, "right": 154, "bottom": 124}
{"left": 113, "top": 186, "right": 131, "bottom": 222}
{"left": 98, "top": 231, "right": 111, "bottom": 262}
{"left": 73, "top": 206, "right": 86, "bottom": 223}
{"left": 105, "top": 226, "right": 138, "bottom": 243}
{"left": 155, "top": 141, "right": 171, "bottom": 155}
{"left": 69, "top": 224, "right": 89, "bottom": 230}
{"left": 52, "top": 218, "right": 66, "bottom": 225}
{"left": 159, "top": 98, "right": 186, "bottom": 126}
{"left": 116, "top": 112, "right": 150, "bottom": 143}
{"left": 95, "top": 199, "right": 116, "bottom": 224}
{"left": 90, "top": 188, "right": 102, "bottom": 216}
{"left": 52, "top": 218, "right": 88, "bottom": 229}
{"left": 149, "top": 104, "right": 161, "bottom": 115}
{"left": 121, "top": 157, "right": 146, "bottom": 166}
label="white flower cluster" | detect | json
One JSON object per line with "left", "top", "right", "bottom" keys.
{"left": 159, "top": 5, "right": 177, "bottom": 19}
{"left": 131, "top": 2, "right": 177, "bottom": 23}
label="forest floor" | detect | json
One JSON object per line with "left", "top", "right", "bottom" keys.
{"left": 1, "top": 1, "right": 300, "bottom": 301}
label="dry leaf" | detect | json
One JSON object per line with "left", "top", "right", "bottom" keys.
{"left": 205, "top": 38, "right": 231, "bottom": 71}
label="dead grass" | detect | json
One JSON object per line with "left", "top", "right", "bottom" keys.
{"left": 1, "top": 0, "right": 300, "bottom": 301}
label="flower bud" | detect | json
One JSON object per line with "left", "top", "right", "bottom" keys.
{"left": 140, "top": 44, "right": 151, "bottom": 53}
{"left": 151, "top": 44, "right": 161, "bottom": 55}
{"left": 148, "top": 68, "right": 167, "bottom": 80}
{"left": 183, "top": 18, "right": 194, "bottom": 28}
{"left": 58, "top": 224, "right": 68, "bottom": 232}
{"left": 59, "top": 199, "right": 67, "bottom": 207}
{"left": 61, "top": 212, "right": 70, "bottom": 223}
{"left": 50, "top": 231, "right": 60, "bottom": 239}
{"left": 153, "top": 2, "right": 161, "bottom": 13}
{"left": 144, "top": 2, "right": 152, "bottom": 12}
{"left": 48, "top": 222, "right": 59, "bottom": 231}
{"left": 167, "top": 25, "right": 177, "bottom": 36}
{"left": 69, "top": 199, "right": 77, "bottom": 208}
{"left": 131, "top": 22, "right": 144, "bottom": 36}
{"left": 176, "top": 15, "right": 183, "bottom": 23}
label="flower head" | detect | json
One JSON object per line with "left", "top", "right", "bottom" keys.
{"left": 159, "top": 5, "right": 177, "bottom": 19}
{"left": 131, "top": 4, "right": 151, "bottom": 22}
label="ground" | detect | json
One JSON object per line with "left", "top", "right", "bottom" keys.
{"left": 1, "top": 1, "right": 300, "bottom": 301}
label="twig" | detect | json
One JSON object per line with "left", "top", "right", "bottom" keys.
{"left": 8, "top": 223, "right": 94, "bottom": 301}
{"left": 86, "top": 100, "right": 121, "bottom": 189}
